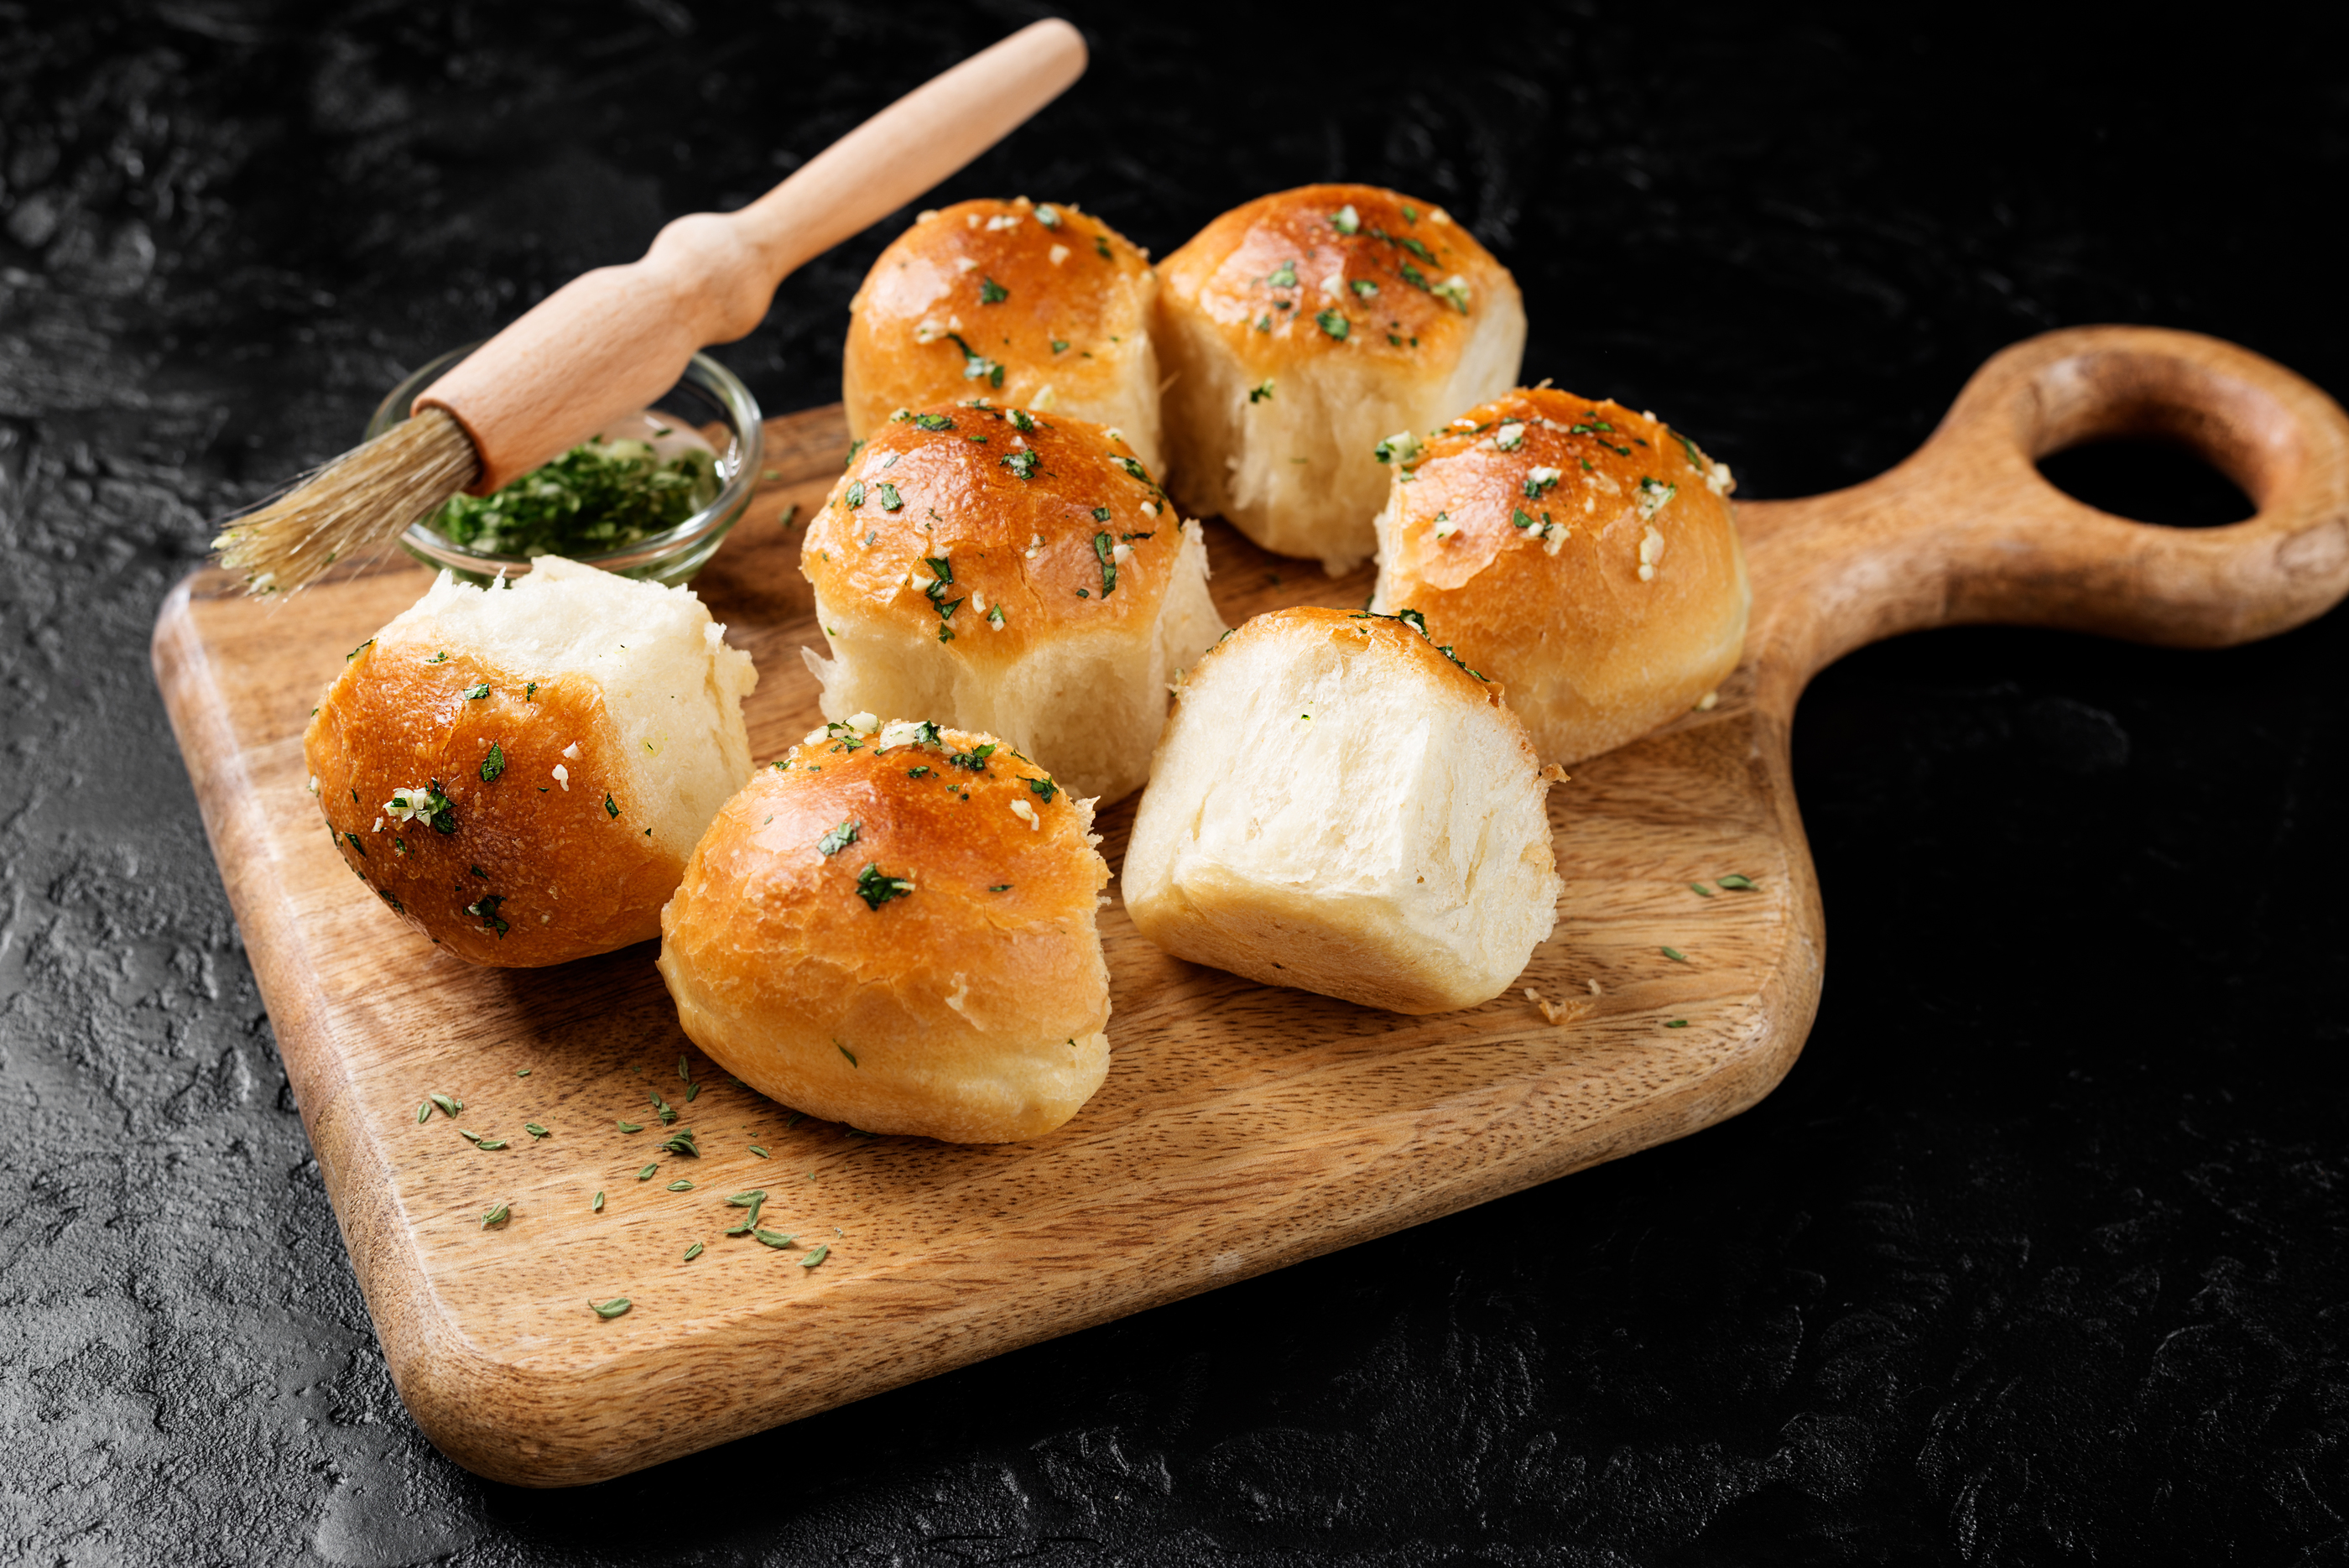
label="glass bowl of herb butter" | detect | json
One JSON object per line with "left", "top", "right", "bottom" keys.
{"left": 367, "top": 345, "right": 763, "bottom": 586}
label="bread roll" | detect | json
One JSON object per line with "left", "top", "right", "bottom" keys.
{"left": 305, "top": 557, "right": 757, "bottom": 966}
{"left": 845, "top": 197, "right": 1164, "bottom": 473}
{"left": 657, "top": 719, "right": 1112, "bottom": 1143}
{"left": 799, "top": 402, "right": 1226, "bottom": 805}
{"left": 1370, "top": 390, "right": 1748, "bottom": 766}
{"left": 1124, "top": 607, "right": 1561, "bottom": 1013}
{"left": 1156, "top": 185, "right": 1525, "bottom": 573}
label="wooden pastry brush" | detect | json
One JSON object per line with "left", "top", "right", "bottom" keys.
{"left": 214, "top": 18, "right": 1087, "bottom": 596}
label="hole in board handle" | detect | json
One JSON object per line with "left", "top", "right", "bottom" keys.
{"left": 2035, "top": 438, "right": 2256, "bottom": 529}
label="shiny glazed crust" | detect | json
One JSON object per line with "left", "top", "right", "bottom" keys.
{"left": 1371, "top": 388, "right": 1750, "bottom": 766}
{"left": 805, "top": 404, "right": 1176, "bottom": 651}
{"left": 1156, "top": 184, "right": 1524, "bottom": 570}
{"left": 656, "top": 723, "right": 1112, "bottom": 1143}
{"left": 845, "top": 198, "right": 1164, "bottom": 472}
{"left": 799, "top": 404, "right": 1225, "bottom": 804}
{"left": 305, "top": 647, "right": 682, "bottom": 966}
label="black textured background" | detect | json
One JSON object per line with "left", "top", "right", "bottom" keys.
{"left": 5, "top": 4, "right": 2347, "bottom": 1564}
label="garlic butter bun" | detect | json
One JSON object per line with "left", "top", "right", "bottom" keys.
{"left": 656, "top": 718, "right": 1112, "bottom": 1143}
{"left": 799, "top": 402, "right": 1226, "bottom": 805}
{"left": 1156, "top": 185, "right": 1525, "bottom": 573}
{"left": 1371, "top": 389, "right": 1748, "bottom": 766}
{"left": 1124, "top": 607, "right": 1562, "bottom": 1014}
{"left": 305, "top": 557, "right": 757, "bottom": 966}
{"left": 845, "top": 198, "right": 1164, "bottom": 473}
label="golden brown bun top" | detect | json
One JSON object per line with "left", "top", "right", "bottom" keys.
{"left": 1198, "top": 604, "right": 1501, "bottom": 707}
{"left": 1158, "top": 184, "right": 1513, "bottom": 372}
{"left": 1378, "top": 388, "right": 1737, "bottom": 596}
{"left": 850, "top": 197, "right": 1153, "bottom": 397}
{"left": 801, "top": 404, "right": 1180, "bottom": 655}
{"left": 306, "top": 644, "right": 677, "bottom": 966}
{"left": 695, "top": 722, "right": 1107, "bottom": 956}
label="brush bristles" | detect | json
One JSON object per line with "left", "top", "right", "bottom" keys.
{"left": 211, "top": 407, "right": 481, "bottom": 596}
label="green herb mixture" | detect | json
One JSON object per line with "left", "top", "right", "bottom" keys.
{"left": 424, "top": 435, "right": 718, "bottom": 557}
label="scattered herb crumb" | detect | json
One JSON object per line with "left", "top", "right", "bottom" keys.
{"left": 591, "top": 1297, "right": 631, "bottom": 1319}
{"left": 683, "top": 1242, "right": 704, "bottom": 1261}
{"left": 591, "top": 1190, "right": 605, "bottom": 1212}
{"left": 800, "top": 1244, "right": 830, "bottom": 1270}
{"left": 480, "top": 1201, "right": 510, "bottom": 1228}
{"left": 1662, "top": 946, "right": 1689, "bottom": 963}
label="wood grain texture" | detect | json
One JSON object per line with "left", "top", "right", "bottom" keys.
{"left": 150, "top": 326, "right": 2349, "bottom": 1487}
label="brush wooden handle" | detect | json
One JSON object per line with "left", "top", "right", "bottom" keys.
{"left": 1738, "top": 325, "right": 2349, "bottom": 712}
{"left": 414, "top": 18, "right": 1088, "bottom": 492}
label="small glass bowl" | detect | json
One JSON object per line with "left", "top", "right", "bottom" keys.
{"left": 365, "top": 345, "right": 763, "bottom": 586}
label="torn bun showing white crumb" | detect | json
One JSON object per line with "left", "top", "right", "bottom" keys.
{"left": 799, "top": 402, "right": 1226, "bottom": 805}
{"left": 305, "top": 556, "right": 758, "bottom": 966}
{"left": 1371, "top": 389, "right": 1749, "bottom": 766}
{"left": 846, "top": 197, "right": 1164, "bottom": 474}
{"left": 1155, "top": 184, "right": 1525, "bottom": 573}
{"left": 1123, "top": 607, "right": 1562, "bottom": 1014}
{"left": 657, "top": 721, "right": 1112, "bottom": 1143}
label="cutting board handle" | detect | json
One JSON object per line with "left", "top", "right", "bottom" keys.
{"left": 1742, "top": 325, "right": 2349, "bottom": 699}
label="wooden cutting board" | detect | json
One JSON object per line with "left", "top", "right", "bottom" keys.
{"left": 150, "top": 326, "right": 2349, "bottom": 1487}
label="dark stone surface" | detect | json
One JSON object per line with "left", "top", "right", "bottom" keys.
{"left": 4, "top": 3, "right": 2346, "bottom": 1562}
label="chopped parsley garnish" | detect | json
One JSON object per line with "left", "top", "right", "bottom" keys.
{"left": 346, "top": 638, "right": 373, "bottom": 662}
{"left": 604, "top": 793, "right": 619, "bottom": 819}
{"left": 1430, "top": 276, "right": 1471, "bottom": 313}
{"left": 854, "top": 863, "right": 914, "bottom": 910}
{"left": 844, "top": 479, "right": 867, "bottom": 510}
{"left": 1315, "top": 310, "right": 1349, "bottom": 340}
{"left": 815, "top": 820, "right": 861, "bottom": 857}
{"left": 1332, "top": 204, "right": 1360, "bottom": 234}
{"left": 1401, "top": 204, "right": 1419, "bottom": 222}
{"left": 837, "top": 1043, "right": 858, "bottom": 1067}
{"left": 342, "top": 831, "right": 366, "bottom": 858}
{"left": 949, "top": 742, "right": 997, "bottom": 771}
{"left": 1091, "top": 505, "right": 1112, "bottom": 522}
{"left": 1001, "top": 450, "right": 1039, "bottom": 480}
{"left": 907, "top": 765, "right": 932, "bottom": 778}
{"left": 978, "top": 275, "right": 1008, "bottom": 305}
{"left": 479, "top": 742, "right": 505, "bottom": 783}
{"left": 1028, "top": 776, "right": 1059, "bottom": 804}
{"left": 465, "top": 893, "right": 508, "bottom": 937}
{"left": 1094, "top": 234, "right": 1112, "bottom": 260}
{"left": 1093, "top": 532, "right": 1117, "bottom": 596}
{"left": 1008, "top": 409, "right": 1039, "bottom": 432}
{"left": 426, "top": 651, "right": 448, "bottom": 664}
{"left": 1250, "top": 380, "right": 1275, "bottom": 403}
{"left": 1511, "top": 507, "right": 1539, "bottom": 530}
{"left": 1050, "top": 338, "right": 1069, "bottom": 353}
{"left": 1035, "top": 204, "right": 1062, "bottom": 228}
{"left": 942, "top": 332, "right": 1005, "bottom": 388}
{"left": 384, "top": 781, "right": 457, "bottom": 835}
{"left": 876, "top": 482, "right": 903, "bottom": 512}
{"left": 1374, "top": 432, "right": 1424, "bottom": 466}
{"left": 1675, "top": 430, "right": 1708, "bottom": 471}
{"left": 421, "top": 437, "right": 717, "bottom": 558}
{"left": 1268, "top": 260, "right": 1298, "bottom": 288}
{"left": 910, "top": 412, "right": 956, "bottom": 431}
{"left": 1351, "top": 279, "right": 1378, "bottom": 299}
{"left": 1113, "top": 455, "right": 1152, "bottom": 485}
{"left": 463, "top": 681, "right": 490, "bottom": 700}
